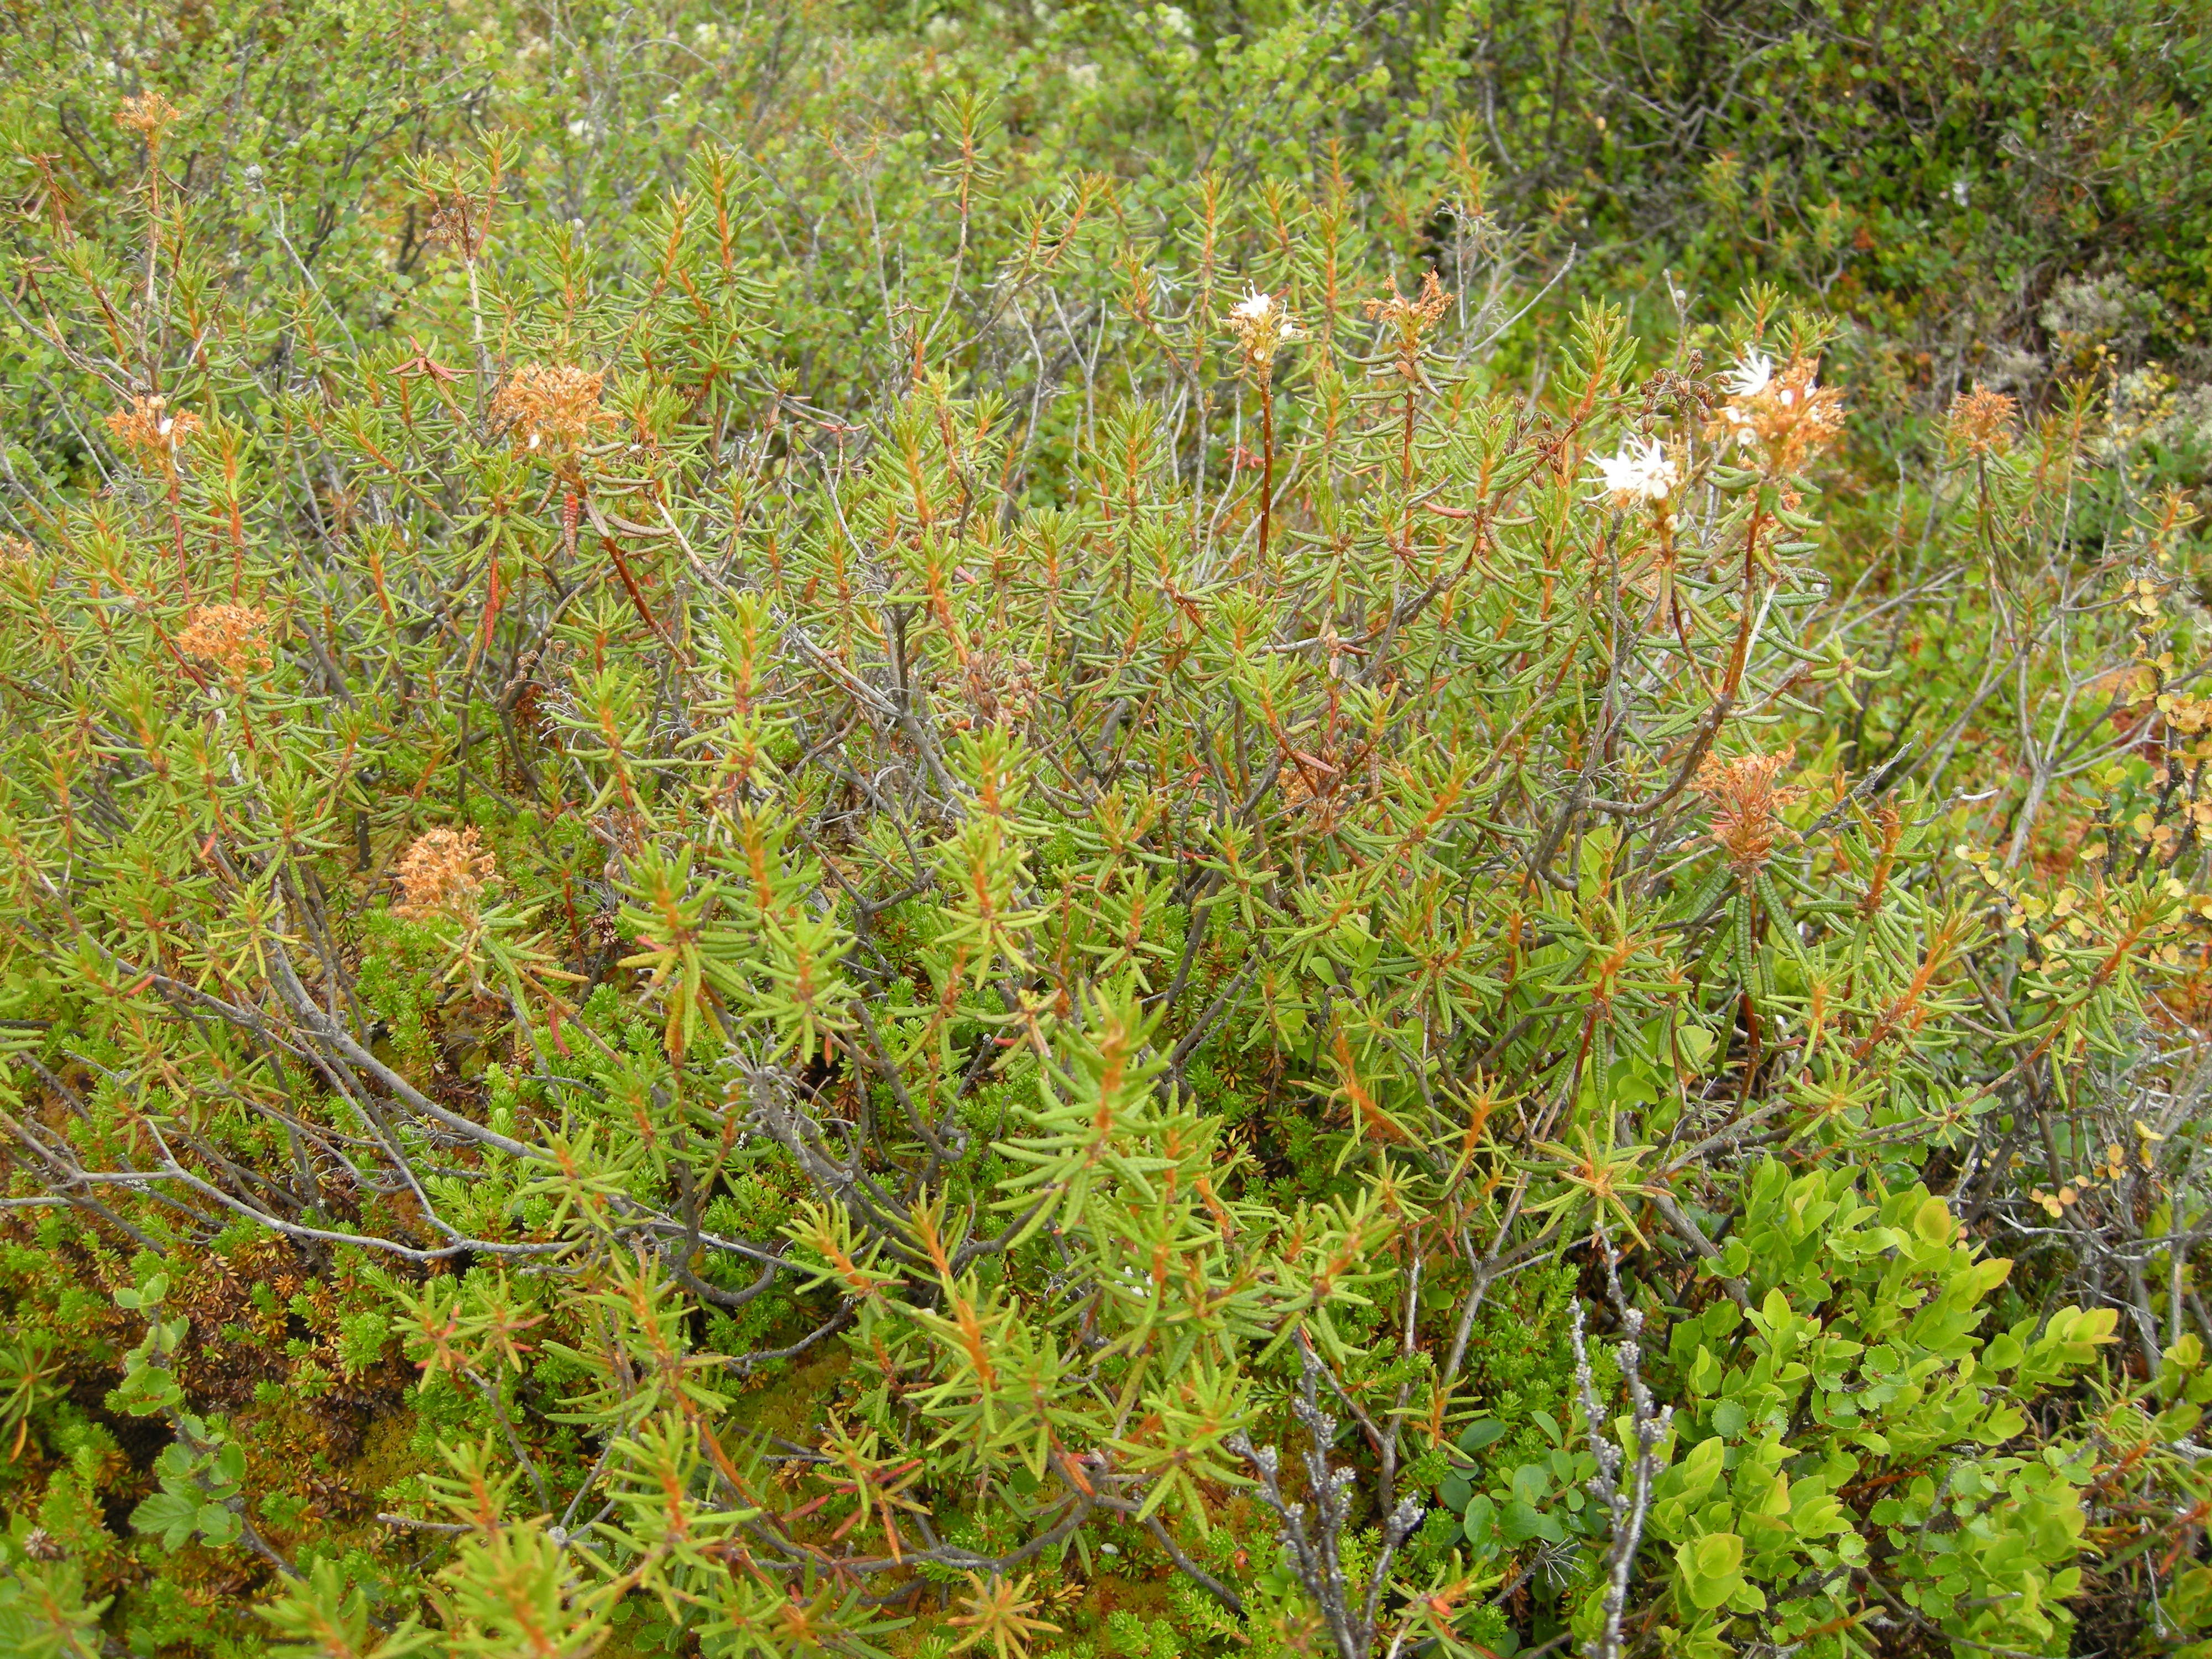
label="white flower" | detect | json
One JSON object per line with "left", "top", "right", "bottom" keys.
{"left": 1592, "top": 437, "right": 1678, "bottom": 504}
{"left": 1228, "top": 287, "right": 1298, "bottom": 354}
{"left": 1232, "top": 288, "right": 1276, "bottom": 325}
{"left": 1726, "top": 351, "right": 1774, "bottom": 399}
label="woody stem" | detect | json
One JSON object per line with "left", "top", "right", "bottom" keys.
{"left": 1258, "top": 370, "right": 1275, "bottom": 574}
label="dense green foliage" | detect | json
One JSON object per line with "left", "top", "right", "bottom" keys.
{"left": 2, "top": 2, "right": 2211, "bottom": 1657}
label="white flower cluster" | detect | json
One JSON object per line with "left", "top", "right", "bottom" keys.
{"left": 1726, "top": 350, "right": 1774, "bottom": 399}
{"left": 1230, "top": 287, "right": 1298, "bottom": 338}
{"left": 1713, "top": 349, "right": 1843, "bottom": 465}
{"left": 1227, "top": 287, "right": 1299, "bottom": 368}
{"left": 1592, "top": 436, "right": 1678, "bottom": 505}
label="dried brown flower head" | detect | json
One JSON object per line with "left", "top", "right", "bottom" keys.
{"left": 393, "top": 827, "right": 498, "bottom": 920}
{"left": 106, "top": 394, "right": 201, "bottom": 469}
{"left": 489, "top": 363, "right": 609, "bottom": 457}
{"left": 1709, "top": 353, "right": 1845, "bottom": 476}
{"left": 1947, "top": 383, "right": 2019, "bottom": 458}
{"left": 1364, "top": 269, "right": 1452, "bottom": 340}
{"left": 117, "top": 91, "right": 180, "bottom": 144}
{"left": 0, "top": 535, "right": 32, "bottom": 572}
{"left": 957, "top": 650, "right": 1040, "bottom": 731}
{"left": 176, "top": 603, "right": 273, "bottom": 676}
{"left": 427, "top": 194, "right": 487, "bottom": 261}
{"left": 1694, "top": 743, "right": 1805, "bottom": 874}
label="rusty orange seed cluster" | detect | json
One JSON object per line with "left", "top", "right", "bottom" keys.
{"left": 1363, "top": 269, "right": 1452, "bottom": 336}
{"left": 176, "top": 603, "right": 272, "bottom": 676}
{"left": 1947, "top": 384, "right": 2020, "bottom": 458}
{"left": 393, "top": 826, "right": 499, "bottom": 920}
{"left": 116, "top": 91, "right": 180, "bottom": 143}
{"left": 1694, "top": 742, "right": 1805, "bottom": 874}
{"left": 1711, "top": 354, "right": 1846, "bottom": 476}
{"left": 489, "top": 363, "right": 610, "bottom": 457}
{"left": 106, "top": 394, "right": 201, "bottom": 469}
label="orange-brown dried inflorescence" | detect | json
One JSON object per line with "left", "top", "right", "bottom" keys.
{"left": 176, "top": 603, "right": 273, "bottom": 676}
{"left": 489, "top": 363, "right": 610, "bottom": 457}
{"left": 393, "top": 826, "right": 499, "bottom": 919}
{"left": 106, "top": 394, "right": 201, "bottom": 469}
{"left": 427, "top": 194, "right": 489, "bottom": 260}
{"left": 1363, "top": 269, "right": 1452, "bottom": 338}
{"left": 1710, "top": 354, "right": 1845, "bottom": 476}
{"left": 1693, "top": 743, "right": 1806, "bottom": 874}
{"left": 1947, "top": 384, "right": 2021, "bottom": 458}
{"left": 957, "top": 650, "right": 1041, "bottom": 731}
{"left": 116, "top": 90, "right": 180, "bottom": 143}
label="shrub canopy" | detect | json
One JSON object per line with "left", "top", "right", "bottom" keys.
{"left": 1, "top": 3, "right": 2210, "bottom": 1658}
